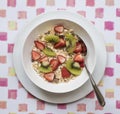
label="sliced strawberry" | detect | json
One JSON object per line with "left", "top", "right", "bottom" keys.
{"left": 74, "top": 54, "right": 84, "bottom": 63}
{"left": 34, "top": 41, "right": 45, "bottom": 50}
{"left": 54, "top": 38, "right": 66, "bottom": 48}
{"left": 61, "top": 66, "right": 71, "bottom": 78}
{"left": 31, "top": 50, "right": 41, "bottom": 61}
{"left": 78, "top": 40, "right": 87, "bottom": 54}
{"left": 81, "top": 43, "right": 87, "bottom": 55}
{"left": 80, "top": 62, "right": 85, "bottom": 68}
{"left": 54, "top": 25, "right": 64, "bottom": 33}
{"left": 50, "top": 59, "right": 59, "bottom": 71}
{"left": 57, "top": 55, "right": 66, "bottom": 64}
{"left": 44, "top": 72, "right": 55, "bottom": 82}
{"left": 74, "top": 42, "right": 82, "bottom": 53}
{"left": 39, "top": 56, "right": 48, "bottom": 63}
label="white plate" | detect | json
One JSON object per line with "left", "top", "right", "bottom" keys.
{"left": 13, "top": 11, "right": 107, "bottom": 104}
{"left": 22, "top": 11, "right": 96, "bottom": 93}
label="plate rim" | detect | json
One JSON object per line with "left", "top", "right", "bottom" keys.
{"left": 13, "top": 11, "right": 107, "bottom": 104}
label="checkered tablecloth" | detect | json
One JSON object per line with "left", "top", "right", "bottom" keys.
{"left": 0, "top": 0, "right": 120, "bottom": 114}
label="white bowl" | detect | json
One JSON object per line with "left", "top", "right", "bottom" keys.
{"left": 22, "top": 11, "right": 96, "bottom": 93}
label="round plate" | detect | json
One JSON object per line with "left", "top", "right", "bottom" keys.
{"left": 13, "top": 11, "right": 107, "bottom": 104}
{"left": 22, "top": 11, "right": 96, "bottom": 93}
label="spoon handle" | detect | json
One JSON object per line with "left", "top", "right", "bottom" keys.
{"left": 85, "top": 65, "right": 105, "bottom": 107}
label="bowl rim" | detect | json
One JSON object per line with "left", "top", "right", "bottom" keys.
{"left": 21, "top": 11, "right": 97, "bottom": 93}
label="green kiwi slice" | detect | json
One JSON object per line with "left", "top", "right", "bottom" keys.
{"left": 66, "top": 59, "right": 82, "bottom": 76}
{"left": 45, "top": 34, "right": 59, "bottom": 43}
{"left": 39, "top": 65, "right": 52, "bottom": 73}
{"left": 65, "top": 33, "right": 77, "bottom": 54}
{"left": 43, "top": 47, "right": 56, "bottom": 57}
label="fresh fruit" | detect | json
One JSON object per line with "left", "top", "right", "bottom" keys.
{"left": 45, "top": 34, "right": 59, "bottom": 43}
{"left": 44, "top": 72, "right": 55, "bottom": 82}
{"left": 74, "top": 54, "right": 84, "bottom": 63}
{"left": 50, "top": 59, "right": 59, "bottom": 71}
{"left": 61, "top": 66, "right": 71, "bottom": 78}
{"left": 54, "top": 25, "right": 64, "bottom": 33}
{"left": 31, "top": 50, "right": 41, "bottom": 61}
{"left": 81, "top": 43, "right": 87, "bottom": 55}
{"left": 74, "top": 42, "right": 82, "bottom": 53}
{"left": 31, "top": 25, "right": 87, "bottom": 83}
{"left": 54, "top": 38, "right": 66, "bottom": 48}
{"left": 39, "top": 65, "right": 52, "bottom": 73}
{"left": 80, "top": 62, "right": 85, "bottom": 68}
{"left": 34, "top": 41, "right": 45, "bottom": 50}
{"left": 79, "top": 40, "right": 87, "bottom": 55}
{"left": 66, "top": 59, "right": 82, "bottom": 76}
{"left": 43, "top": 47, "right": 56, "bottom": 57}
{"left": 41, "top": 61, "right": 50, "bottom": 67}
{"left": 72, "top": 62, "right": 80, "bottom": 69}
{"left": 57, "top": 55, "right": 66, "bottom": 64}
{"left": 74, "top": 54, "right": 85, "bottom": 68}
{"left": 65, "top": 33, "right": 77, "bottom": 54}
{"left": 38, "top": 56, "right": 48, "bottom": 63}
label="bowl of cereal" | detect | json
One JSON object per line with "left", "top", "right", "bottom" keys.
{"left": 22, "top": 11, "right": 96, "bottom": 93}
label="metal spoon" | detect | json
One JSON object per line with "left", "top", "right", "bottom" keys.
{"left": 85, "top": 64, "right": 105, "bottom": 107}
{"left": 78, "top": 37, "right": 105, "bottom": 107}
{"left": 72, "top": 34, "right": 105, "bottom": 106}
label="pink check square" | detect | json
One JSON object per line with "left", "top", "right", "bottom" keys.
{"left": 0, "top": 78, "right": 8, "bottom": 87}
{"left": 18, "top": 104, "right": 28, "bottom": 112}
{"left": 8, "top": 90, "right": 17, "bottom": 99}
{"left": 7, "top": 0, "right": 16, "bottom": 7}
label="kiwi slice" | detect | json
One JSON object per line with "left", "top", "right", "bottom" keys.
{"left": 65, "top": 33, "right": 74, "bottom": 40}
{"left": 72, "top": 62, "right": 80, "bottom": 69}
{"left": 66, "top": 59, "right": 82, "bottom": 76}
{"left": 41, "top": 61, "right": 50, "bottom": 67}
{"left": 45, "top": 34, "right": 59, "bottom": 43}
{"left": 43, "top": 47, "right": 56, "bottom": 57}
{"left": 39, "top": 65, "right": 52, "bottom": 73}
{"left": 65, "top": 33, "right": 77, "bottom": 54}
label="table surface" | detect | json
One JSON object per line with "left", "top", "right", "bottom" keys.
{"left": 0, "top": 0, "right": 120, "bottom": 114}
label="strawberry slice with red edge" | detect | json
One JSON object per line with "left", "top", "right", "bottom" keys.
{"left": 57, "top": 55, "right": 66, "bottom": 64}
{"left": 34, "top": 41, "right": 45, "bottom": 50}
{"left": 74, "top": 42, "right": 82, "bottom": 53}
{"left": 50, "top": 59, "right": 59, "bottom": 71}
{"left": 54, "top": 38, "right": 66, "bottom": 48}
{"left": 31, "top": 50, "right": 41, "bottom": 61}
{"left": 44, "top": 72, "right": 55, "bottom": 82}
{"left": 38, "top": 56, "right": 48, "bottom": 63}
{"left": 81, "top": 43, "right": 87, "bottom": 54}
{"left": 54, "top": 25, "right": 64, "bottom": 33}
{"left": 80, "top": 62, "right": 85, "bottom": 68}
{"left": 74, "top": 54, "right": 84, "bottom": 63}
{"left": 61, "top": 66, "right": 71, "bottom": 78}
{"left": 79, "top": 40, "right": 87, "bottom": 55}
